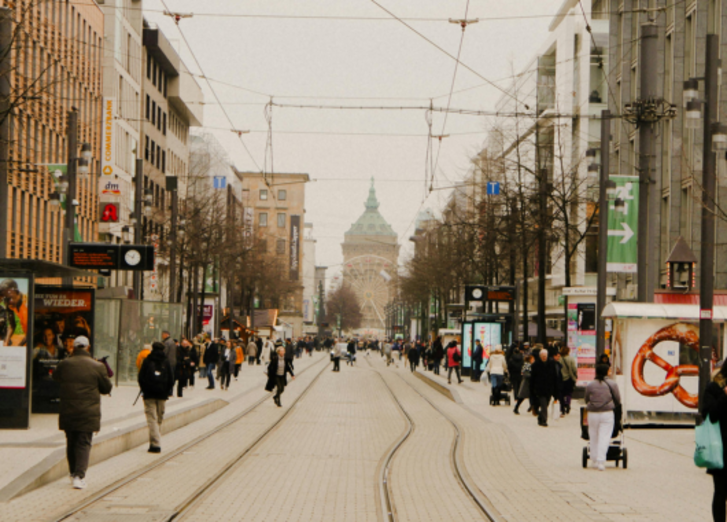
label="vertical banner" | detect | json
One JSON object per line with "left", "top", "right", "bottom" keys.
{"left": 607, "top": 175, "right": 639, "bottom": 273}
{"left": 290, "top": 215, "right": 301, "bottom": 281}
{"left": 0, "top": 274, "right": 33, "bottom": 429}
{"left": 101, "top": 97, "right": 116, "bottom": 178}
{"left": 32, "top": 287, "right": 95, "bottom": 413}
{"left": 568, "top": 303, "right": 597, "bottom": 385}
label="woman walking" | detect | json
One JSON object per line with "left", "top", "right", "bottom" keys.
{"left": 513, "top": 354, "right": 534, "bottom": 414}
{"left": 584, "top": 363, "right": 621, "bottom": 471}
{"left": 702, "top": 363, "right": 727, "bottom": 521}
{"left": 446, "top": 341, "right": 463, "bottom": 384}
{"left": 432, "top": 336, "right": 443, "bottom": 375}
{"left": 266, "top": 346, "right": 295, "bottom": 407}
{"left": 558, "top": 346, "right": 578, "bottom": 416}
{"left": 218, "top": 340, "right": 236, "bottom": 390}
{"left": 488, "top": 346, "right": 507, "bottom": 403}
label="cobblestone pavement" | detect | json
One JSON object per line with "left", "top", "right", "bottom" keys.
{"left": 180, "top": 364, "right": 405, "bottom": 522}
{"left": 0, "top": 354, "right": 327, "bottom": 522}
{"left": 414, "top": 359, "right": 713, "bottom": 522}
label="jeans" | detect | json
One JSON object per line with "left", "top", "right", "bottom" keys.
{"left": 491, "top": 373, "right": 504, "bottom": 394}
{"left": 144, "top": 398, "right": 166, "bottom": 447}
{"left": 220, "top": 364, "right": 231, "bottom": 388}
{"left": 234, "top": 363, "right": 241, "bottom": 377}
{"left": 433, "top": 362, "right": 440, "bottom": 375}
{"left": 206, "top": 363, "right": 216, "bottom": 388}
{"left": 448, "top": 366, "right": 461, "bottom": 383}
{"left": 410, "top": 360, "right": 417, "bottom": 372}
{"left": 274, "top": 375, "right": 286, "bottom": 401}
{"left": 65, "top": 431, "right": 93, "bottom": 479}
{"left": 561, "top": 378, "right": 575, "bottom": 414}
{"left": 248, "top": 356, "right": 255, "bottom": 365}
{"left": 587, "top": 410, "right": 614, "bottom": 464}
{"left": 537, "top": 396, "right": 550, "bottom": 425}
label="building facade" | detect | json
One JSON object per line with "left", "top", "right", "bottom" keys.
{"left": 1, "top": 0, "right": 104, "bottom": 265}
{"left": 341, "top": 179, "right": 399, "bottom": 336}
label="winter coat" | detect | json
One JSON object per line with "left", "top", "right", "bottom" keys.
{"left": 472, "top": 344, "right": 484, "bottom": 368}
{"left": 446, "top": 345, "right": 461, "bottom": 367}
{"left": 488, "top": 353, "right": 507, "bottom": 375}
{"left": 219, "top": 347, "right": 236, "bottom": 371}
{"left": 235, "top": 346, "right": 244, "bottom": 364}
{"left": 176, "top": 345, "right": 191, "bottom": 382}
{"left": 203, "top": 342, "right": 219, "bottom": 366}
{"left": 408, "top": 348, "right": 419, "bottom": 364}
{"left": 138, "top": 349, "right": 174, "bottom": 401}
{"left": 559, "top": 355, "right": 578, "bottom": 382}
{"left": 265, "top": 353, "right": 295, "bottom": 392}
{"left": 332, "top": 343, "right": 344, "bottom": 358}
{"left": 529, "top": 357, "right": 560, "bottom": 399}
{"left": 585, "top": 378, "right": 621, "bottom": 412}
{"left": 260, "top": 340, "right": 275, "bottom": 364}
{"left": 432, "top": 340, "right": 444, "bottom": 362}
{"left": 163, "top": 337, "right": 177, "bottom": 367}
{"left": 517, "top": 362, "right": 532, "bottom": 399}
{"left": 284, "top": 342, "right": 294, "bottom": 360}
{"left": 135, "top": 347, "right": 151, "bottom": 371}
{"left": 507, "top": 351, "right": 524, "bottom": 376}
{"left": 52, "top": 350, "right": 113, "bottom": 432}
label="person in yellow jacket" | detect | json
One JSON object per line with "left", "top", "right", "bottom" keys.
{"left": 136, "top": 344, "right": 152, "bottom": 371}
{"left": 234, "top": 342, "right": 244, "bottom": 380}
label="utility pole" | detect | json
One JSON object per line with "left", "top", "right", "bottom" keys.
{"left": 596, "top": 110, "right": 611, "bottom": 358}
{"left": 62, "top": 109, "right": 78, "bottom": 287}
{"left": 636, "top": 23, "right": 658, "bottom": 303}
{"left": 169, "top": 189, "right": 178, "bottom": 302}
{"left": 317, "top": 280, "right": 325, "bottom": 339}
{"left": 698, "top": 34, "right": 720, "bottom": 408}
{"left": 537, "top": 168, "right": 547, "bottom": 344}
{"left": 0, "top": 8, "right": 11, "bottom": 260}
{"left": 133, "top": 158, "right": 144, "bottom": 299}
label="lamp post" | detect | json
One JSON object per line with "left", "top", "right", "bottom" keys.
{"left": 683, "top": 34, "right": 725, "bottom": 408}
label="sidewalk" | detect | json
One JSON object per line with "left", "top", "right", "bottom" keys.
{"left": 0, "top": 354, "right": 320, "bottom": 503}
{"left": 413, "top": 361, "right": 712, "bottom": 521}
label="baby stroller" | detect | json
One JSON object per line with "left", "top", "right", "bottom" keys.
{"left": 489, "top": 374, "right": 512, "bottom": 406}
{"left": 580, "top": 407, "right": 627, "bottom": 468}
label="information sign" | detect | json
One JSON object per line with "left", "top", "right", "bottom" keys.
{"left": 607, "top": 175, "right": 639, "bottom": 273}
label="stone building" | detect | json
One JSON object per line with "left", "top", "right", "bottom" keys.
{"left": 341, "top": 179, "right": 399, "bottom": 335}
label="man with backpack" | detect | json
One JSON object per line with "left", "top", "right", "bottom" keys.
{"left": 138, "top": 342, "right": 174, "bottom": 453}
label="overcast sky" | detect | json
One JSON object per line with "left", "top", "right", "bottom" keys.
{"left": 144, "top": 0, "right": 563, "bottom": 280}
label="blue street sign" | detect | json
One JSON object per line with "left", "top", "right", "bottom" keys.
{"left": 486, "top": 181, "right": 500, "bottom": 195}
{"left": 213, "top": 176, "right": 227, "bottom": 189}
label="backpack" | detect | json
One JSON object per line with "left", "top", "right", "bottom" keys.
{"left": 141, "top": 358, "right": 170, "bottom": 397}
{"left": 452, "top": 347, "right": 461, "bottom": 363}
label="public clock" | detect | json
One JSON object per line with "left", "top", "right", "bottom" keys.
{"left": 124, "top": 249, "right": 142, "bottom": 266}
{"left": 471, "top": 288, "right": 483, "bottom": 300}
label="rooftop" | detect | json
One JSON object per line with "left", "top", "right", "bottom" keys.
{"left": 344, "top": 178, "right": 397, "bottom": 239}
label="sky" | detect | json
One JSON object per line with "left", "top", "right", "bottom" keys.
{"left": 144, "top": 0, "right": 564, "bottom": 281}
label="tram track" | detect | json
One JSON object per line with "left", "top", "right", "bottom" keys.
{"left": 51, "top": 356, "right": 330, "bottom": 522}
{"left": 365, "top": 356, "right": 502, "bottom": 522}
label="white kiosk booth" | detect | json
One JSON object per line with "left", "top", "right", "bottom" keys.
{"left": 602, "top": 302, "right": 727, "bottom": 426}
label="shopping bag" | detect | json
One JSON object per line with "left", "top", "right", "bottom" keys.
{"left": 695, "top": 416, "right": 724, "bottom": 469}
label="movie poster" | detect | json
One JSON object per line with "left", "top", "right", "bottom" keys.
{"left": 32, "top": 287, "right": 94, "bottom": 413}
{"left": 0, "top": 276, "right": 31, "bottom": 388}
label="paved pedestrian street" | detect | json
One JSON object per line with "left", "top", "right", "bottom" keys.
{"left": 0, "top": 352, "right": 714, "bottom": 521}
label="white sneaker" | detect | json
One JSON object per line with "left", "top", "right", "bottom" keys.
{"left": 72, "top": 476, "right": 87, "bottom": 489}
{"left": 597, "top": 461, "right": 605, "bottom": 471}
{"left": 69, "top": 474, "right": 74, "bottom": 485}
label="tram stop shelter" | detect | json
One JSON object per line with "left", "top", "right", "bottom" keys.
{"left": 602, "top": 302, "right": 727, "bottom": 427}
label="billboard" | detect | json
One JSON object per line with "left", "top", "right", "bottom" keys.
{"left": 462, "top": 322, "right": 502, "bottom": 371}
{"left": 32, "top": 287, "right": 95, "bottom": 413}
{"left": 567, "top": 303, "right": 597, "bottom": 385}
{"left": 607, "top": 175, "right": 639, "bottom": 273}
{"left": 0, "top": 274, "right": 34, "bottom": 429}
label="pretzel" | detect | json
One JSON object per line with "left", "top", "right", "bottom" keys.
{"left": 631, "top": 323, "right": 700, "bottom": 409}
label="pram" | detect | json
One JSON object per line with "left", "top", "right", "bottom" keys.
{"left": 580, "top": 407, "right": 627, "bottom": 468}
{"left": 489, "top": 374, "right": 512, "bottom": 406}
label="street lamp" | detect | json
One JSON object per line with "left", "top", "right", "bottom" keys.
{"left": 58, "top": 174, "right": 69, "bottom": 194}
{"left": 143, "top": 189, "right": 153, "bottom": 217}
{"left": 77, "top": 158, "right": 89, "bottom": 180}
{"left": 80, "top": 142, "right": 92, "bottom": 161}
{"left": 121, "top": 225, "right": 131, "bottom": 244}
{"left": 48, "top": 192, "right": 61, "bottom": 209}
{"left": 178, "top": 219, "right": 186, "bottom": 239}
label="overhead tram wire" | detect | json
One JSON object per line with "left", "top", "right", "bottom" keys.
{"left": 159, "top": 0, "right": 262, "bottom": 173}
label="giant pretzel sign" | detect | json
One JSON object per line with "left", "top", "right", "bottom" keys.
{"left": 631, "top": 323, "right": 700, "bottom": 409}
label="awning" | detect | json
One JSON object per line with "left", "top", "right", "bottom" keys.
{"left": 0, "top": 259, "right": 99, "bottom": 279}
{"left": 602, "top": 302, "right": 727, "bottom": 321}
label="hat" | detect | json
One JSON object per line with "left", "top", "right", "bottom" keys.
{"left": 73, "top": 336, "right": 90, "bottom": 349}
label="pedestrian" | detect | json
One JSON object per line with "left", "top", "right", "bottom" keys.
{"left": 471, "top": 340, "right": 484, "bottom": 382}
{"left": 408, "top": 342, "right": 419, "bottom": 372}
{"left": 188, "top": 339, "right": 199, "bottom": 389}
{"left": 332, "top": 340, "right": 343, "bottom": 372}
{"left": 513, "top": 354, "right": 534, "bottom": 414}
{"left": 234, "top": 341, "right": 243, "bottom": 379}
{"left": 488, "top": 346, "right": 507, "bottom": 404}
{"left": 347, "top": 338, "right": 357, "bottom": 366}
{"left": 218, "top": 340, "right": 236, "bottom": 390}
{"left": 599, "top": 353, "right": 611, "bottom": 368}
{"left": 285, "top": 339, "right": 295, "bottom": 369}
{"left": 247, "top": 336, "right": 257, "bottom": 366}
{"left": 197, "top": 335, "right": 208, "bottom": 379}
{"left": 431, "top": 336, "right": 443, "bottom": 375}
{"left": 136, "top": 343, "right": 152, "bottom": 371}
{"left": 255, "top": 335, "right": 263, "bottom": 365}
{"left": 446, "top": 341, "right": 463, "bottom": 384}
{"left": 52, "top": 336, "right": 113, "bottom": 489}
{"left": 175, "top": 339, "right": 192, "bottom": 397}
{"left": 203, "top": 337, "right": 219, "bottom": 389}
{"left": 702, "top": 362, "right": 727, "bottom": 521}
{"left": 260, "top": 336, "right": 275, "bottom": 365}
{"left": 138, "top": 341, "right": 174, "bottom": 453}
{"left": 265, "top": 346, "right": 295, "bottom": 407}
{"left": 584, "top": 363, "right": 621, "bottom": 471}
{"left": 529, "top": 348, "right": 559, "bottom": 427}
{"left": 558, "top": 345, "right": 578, "bottom": 416}
{"left": 161, "top": 330, "right": 177, "bottom": 391}
{"left": 383, "top": 340, "right": 393, "bottom": 366}
{"left": 507, "top": 344, "right": 524, "bottom": 403}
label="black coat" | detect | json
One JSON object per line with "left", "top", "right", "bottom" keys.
{"left": 472, "top": 345, "right": 484, "bottom": 366}
{"left": 265, "top": 354, "right": 295, "bottom": 391}
{"left": 432, "top": 340, "right": 444, "bottom": 361}
{"left": 508, "top": 351, "right": 524, "bottom": 376}
{"left": 530, "top": 357, "right": 560, "bottom": 399}
{"left": 203, "top": 342, "right": 219, "bottom": 365}
{"left": 701, "top": 380, "right": 727, "bottom": 475}
{"left": 138, "top": 349, "right": 174, "bottom": 400}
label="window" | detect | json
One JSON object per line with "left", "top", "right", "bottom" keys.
{"left": 162, "top": 150, "right": 166, "bottom": 173}
{"left": 278, "top": 189, "right": 287, "bottom": 201}
{"left": 163, "top": 113, "right": 167, "bottom": 135}
{"left": 151, "top": 100, "right": 156, "bottom": 125}
{"left": 277, "top": 213, "right": 286, "bottom": 228}
{"left": 259, "top": 212, "right": 268, "bottom": 227}
{"left": 259, "top": 189, "right": 268, "bottom": 200}
{"left": 145, "top": 94, "right": 150, "bottom": 120}
{"left": 276, "top": 239, "right": 286, "bottom": 255}
{"left": 145, "top": 136, "right": 149, "bottom": 160}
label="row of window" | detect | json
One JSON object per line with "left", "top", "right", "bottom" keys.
{"left": 258, "top": 212, "right": 288, "bottom": 228}
{"left": 145, "top": 95, "right": 167, "bottom": 135}
{"left": 146, "top": 53, "right": 167, "bottom": 98}
{"left": 259, "top": 188, "right": 287, "bottom": 201}
{"left": 144, "top": 136, "right": 166, "bottom": 173}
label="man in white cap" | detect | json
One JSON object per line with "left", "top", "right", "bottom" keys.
{"left": 53, "top": 336, "right": 113, "bottom": 489}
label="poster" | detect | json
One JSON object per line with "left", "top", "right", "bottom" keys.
{"left": 0, "top": 277, "right": 29, "bottom": 350}
{"left": 462, "top": 322, "right": 501, "bottom": 371}
{"left": 0, "top": 346, "right": 26, "bottom": 388}
{"left": 568, "top": 303, "right": 597, "bottom": 386}
{"left": 33, "top": 287, "right": 95, "bottom": 413}
{"left": 461, "top": 323, "right": 473, "bottom": 367}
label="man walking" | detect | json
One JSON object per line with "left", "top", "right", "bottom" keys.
{"left": 138, "top": 342, "right": 174, "bottom": 453}
{"left": 52, "top": 336, "right": 112, "bottom": 489}
{"left": 161, "top": 331, "right": 177, "bottom": 392}
{"left": 203, "top": 337, "right": 219, "bottom": 389}
{"left": 247, "top": 336, "right": 258, "bottom": 365}
{"left": 471, "top": 340, "right": 484, "bottom": 382}
{"left": 530, "top": 348, "right": 559, "bottom": 427}
{"left": 265, "top": 346, "right": 295, "bottom": 407}
{"left": 332, "top": 340, "right": 343, "bottom": 372}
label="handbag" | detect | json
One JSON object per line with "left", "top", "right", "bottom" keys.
{"left": 695, "top": 415, "right": 724, "bottom": 469}
{"left": 606, "top": 381, "right": 622, "bottom": 438}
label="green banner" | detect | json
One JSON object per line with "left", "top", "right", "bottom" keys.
{"left": 606, "top": 175, "right": 639, "bottom": 273}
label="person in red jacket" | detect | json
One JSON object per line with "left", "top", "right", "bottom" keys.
{"left": 446, "top": 341, "right": 463, "bottom": 385}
